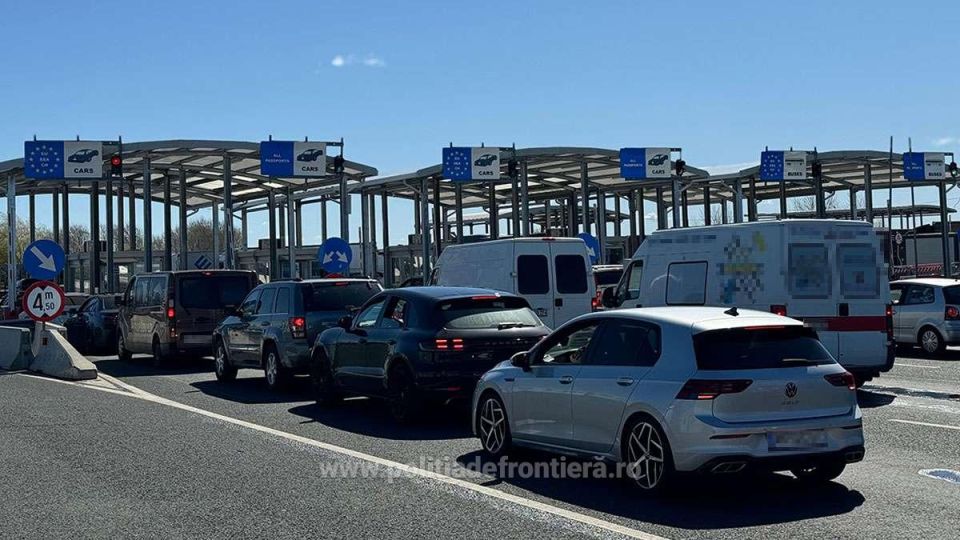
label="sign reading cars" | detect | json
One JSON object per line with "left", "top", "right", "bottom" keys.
{"left": 442, "top": 147, "right": 501, "bottom": 181}
{"left": 903, "top": 152, "right": 945, "bottom": 181}
{"left": 21, "top": 280, "right": 66, "bottom": 322}
{"left": 24, "top": 140, "right": 103, "bottom": 179}
{"left": 260, "top": 141, "right": 328, "bottom": 177}
{"left": 620, "top": 148, "right": 671, "bottom": 180}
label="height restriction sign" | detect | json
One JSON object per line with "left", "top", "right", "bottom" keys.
{"left": 21, "top": 280, "right": 66, "bottom": 322}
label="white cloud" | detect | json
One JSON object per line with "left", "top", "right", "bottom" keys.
{"left": 331, "top": 55, "right": 347, "bottom": 67}
{"left": 362, "top": 55, "right": 385, "bottom": 67}
{"left": 329, "top": 53, "right": 385, "bottom": 69}
{"left": 934, "top": 137, "right": 956, "bottom": 147}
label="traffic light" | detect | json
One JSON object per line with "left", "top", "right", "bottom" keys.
{"left": 950, "top": 161, "right": 958, "bottom": 178}
{"left": 110, "top": 155, "right": 122, "bottom": 176}
{"left": 507, "top": 159, "right": 519, "bottom": 178}
{"left": 811, "top": 161, "right": 823, "bottom": 177}
{"left": 674, "top": 159, "right": 686, "bottom": 176}
{"left": 333, "top": 155, "right": 345, "bottom": 174}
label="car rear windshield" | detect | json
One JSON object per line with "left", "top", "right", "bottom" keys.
{"left": 943, "top": 286, "right": 960, "bottom": 305}
{"left": 436, "top": 297, "right": 542, "bottom": 329}
{"left": 178, "top": 275, "right": 252, "bottom": 309}
{"left": 303, "top": 282, "right": 380, "bottom": 312}
{"left": 693, "top": 326, "right": 834, "bottom": 370}
{"left": 595, "top": 269, "right": 623, "bottom": 286}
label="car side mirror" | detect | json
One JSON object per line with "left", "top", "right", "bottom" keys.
{"left": 337, "top": 315, "right": 353, "bottom": 330}
{"left": 601, "top": 287, "right": 617, "bottom": 308}
{"left": 510, "top": 351, "right": 531, "bottom": 372}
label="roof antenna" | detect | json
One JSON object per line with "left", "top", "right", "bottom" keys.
{"left": 724, "top": 306, "right": 739, "bottom": 316}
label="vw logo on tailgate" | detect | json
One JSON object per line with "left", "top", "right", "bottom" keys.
{"left": 785, "top": 382, "right": 798, "bottom": 398}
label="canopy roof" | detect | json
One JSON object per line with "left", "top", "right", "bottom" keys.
{"left": 0, "top": 139, "right": 378, "bottom": 209}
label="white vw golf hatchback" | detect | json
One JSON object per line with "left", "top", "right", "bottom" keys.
{"left": 472, "top": 307, "right": 865, "bottom": 492}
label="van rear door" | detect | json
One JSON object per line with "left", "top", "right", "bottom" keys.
{"left": 514, "top": 243, "right": 555, "bottom": 327}
{"left": 833, "top": 241, "right": 889, "bottom": 371}
{"left": 784, "top": 240, "right": 840, "bottom": 360}
{"left": 550, "top": 242, "right": 594, "bottom": 327}
{"left": 175, "top": 272, "right": 256, "bottom": 347}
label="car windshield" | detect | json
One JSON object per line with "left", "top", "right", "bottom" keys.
{"left": 436, "top": 297, "right": 541, "bottom": 329}
{"left": 179, "top": 275, "right": 252, "bottom": 309}
{"left": 303, "top": 282, "right": 381, "bottom": 312}
{"left": 693, "top": 326, "right": 835, "bottom": 370}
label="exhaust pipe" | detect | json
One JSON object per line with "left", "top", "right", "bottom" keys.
{"left": 710, "top": 461, "right": 747, "bottom": 474}
{"left": 844, "top": 450, "right": 864, "bottom": 463}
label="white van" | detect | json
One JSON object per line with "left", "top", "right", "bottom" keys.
{"left": 604, "top": 220, "right": 894, "bottom": 384}
{"left": 433, "top": 238, "right": 595, "bottom": 328}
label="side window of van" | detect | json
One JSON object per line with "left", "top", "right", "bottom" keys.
{"left": 134, "top": 278, "right": 149, "bottom": 307}
{"left": 150, "top": 277, "right": 166, "bottom": 306}
{"left": 555, "top": 255, "right": 588, "bottom": 294}
{"left": 518, "top": 255, "right": 549, "bottom": 295}
{"left": 623, "top": 261, "right": 644, "bottom": 300}
{"left": 666, "top": 261, "right": 707, "bottom": 305}
{"left": 788, "top": 244, "right": 831, "bottom": 299}
{"left": 837, "top": 244, "right": 879, "bottom": 298}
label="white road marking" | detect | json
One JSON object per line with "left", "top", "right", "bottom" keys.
{"left": 894, "top": 363, "right": 941, "bottom": 369}
{"left": 889, "top": 419, "right": 960, "bottom": 431}
{"left": 19, "top": 373, "right": 668, "bottom": 540}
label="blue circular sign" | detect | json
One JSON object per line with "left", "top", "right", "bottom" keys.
{"left": 577, "top": 233, "right": 601, "bottom": 265}
{"left": 317, "top": 237, "right": 352, "bottom": 274}
{"left": 23, "top": 239, "right": 66, "bottom": 280}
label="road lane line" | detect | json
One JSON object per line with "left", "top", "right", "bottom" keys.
{"left": 889, "top": 419, "right": 960, "bottom": 431}
{"left": 894, "top": 363, "right": 941, "bottom": 369}
{"left": 20, "top": 373, "right": 668, "bottom": 540}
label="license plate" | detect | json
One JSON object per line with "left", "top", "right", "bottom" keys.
{"left": 767, "top": 430, "right": 828, "bottom": 451}
{"left": 183, "top": 335, "right": 212, "bottom": 345}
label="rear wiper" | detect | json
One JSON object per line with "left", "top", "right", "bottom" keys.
{"left": 497, "top": 322, "right": 534, "bottom": 329}
{"left": 781, "top": 358, "right": 817, "bottom": 365}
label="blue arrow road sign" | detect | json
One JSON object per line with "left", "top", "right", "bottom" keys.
{"left": 317, "top": 237, "right": 353, "bottom": 274}
{"left": 577, "top": 233, "right": 601, "bottom": 264}
{"left": 23, "top": 239, "right": 65, "bottom": 280}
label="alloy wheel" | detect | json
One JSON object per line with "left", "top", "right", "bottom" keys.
{"left": 922, "top": 330, "right": 939, "bottom": 354}
{"left": 479, "top": 397, "right": 506, "bottom": 455}
{"left": 215, "top": 345, "right": 226, "bottom": 376}
{"left": 265, "top": 352, "right": 278, "bottom": 386}
{"left": 626, "top": 421, "right": 665, "bottom": 490}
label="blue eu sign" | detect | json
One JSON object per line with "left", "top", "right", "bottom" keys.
{"left": 260, "top": 141, "right": 295, "bottom": 176}
{"left": 442, "top": 147, "right": 473, "bottom": 181}
{"left": 317, "top": 237, "right": 352, "bottom": 275}
{"left": 24, "top": 141, "right": 66, "bottom": 179}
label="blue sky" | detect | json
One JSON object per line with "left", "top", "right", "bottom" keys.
{"left": 1, "top": 0, "right": 958, "bottom": 245}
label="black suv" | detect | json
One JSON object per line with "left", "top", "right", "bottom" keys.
{"left": 310, "top": 287, "right": 550, "bottom": 422}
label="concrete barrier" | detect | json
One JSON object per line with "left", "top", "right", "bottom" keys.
{"left": 0, "top": 325, "right": 34, "bottom": 370}
{"left": 28, "top": 328, "right": 97, "bottom": 381}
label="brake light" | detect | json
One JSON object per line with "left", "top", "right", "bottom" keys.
{"left": 425, "top": 338, "right": 465, "bottom": 351}
{"left": 470, "top": 295, "right": 499, "bottom": 300}
{"left": 743, "top": 325, "right": 785, "bottom": 330}
{"left": 591, "top": 296, "right": 600, "bottom": 310}
{"left": 435, "top": 338, "right": 448, "bottom": 350}
{"left": 166, "top": 307, "right": 175, "bottom": 319}
{"left": 824, "top": 371, "right": 856, "bottom": 391}
{"left": 886, "top": 304, "right": 894, "bottom": 340}
{"left": 676, "top": 379, "right": 752, "bottom": 400}
{"left": 946, "top": 306, "right": 960, "bottom": 320}
{"left": 289, "top": 317, "right": 306, "bottom": 339}
{"left": 334, "top": 282, "right": 350, "bottom": 287}
{"left": 770, "top": 304, "right": 787, "bottom": 317}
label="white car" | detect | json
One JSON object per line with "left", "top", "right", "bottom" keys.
{"left": 472, "top": 306, "right": 865, "bottom": 493}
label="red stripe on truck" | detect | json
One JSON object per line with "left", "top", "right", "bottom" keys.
{"left": 801, "top": 316, "right": 888, "bottom": 332}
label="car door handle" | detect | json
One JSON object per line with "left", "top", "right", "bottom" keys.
{"left": 559, "top": 375, "right": 574, "bottom": 384}
{"left": 616, "top": 377, "right": 635, "bottom": 386}
{"left": 260, "top": 321, "right": 271, "bottom": 327}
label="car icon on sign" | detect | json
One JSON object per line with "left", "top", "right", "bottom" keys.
{"left": 68, "top": 149, "right": 99, "bottom": 163}
{"left": 474, "top": 153, "right": 498, "bottom": 167}
{"left": 647, "top": 153, "right": 669, "bottom": 166}
{"left": 297, "top": 149, "right": 325, "bottom": 162}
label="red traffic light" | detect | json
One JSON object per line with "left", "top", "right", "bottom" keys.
{"left": 110, "top": 156, "right": 122, "bottom": 167}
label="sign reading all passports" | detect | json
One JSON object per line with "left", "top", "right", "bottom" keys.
{"left": 24, "top": 141, "right": 103, "bottom": 179}
{"left": 759, "top": 151, "right": 807, "bottom": 181}
{"left": 260, "top": 141, "right": 328, "bottom": 177}
{"left": 620, "top": 148, "right": 671, "bottom": 180}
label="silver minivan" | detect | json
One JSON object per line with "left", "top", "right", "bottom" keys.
{"left": 890, "top": 278, "right": 960, "bottom": 355}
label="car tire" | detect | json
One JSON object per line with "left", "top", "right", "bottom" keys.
{"left": 117, "top": 332, "right": 132, "bottom": 362}
{"left": 311, "top": 351, "right": 341, "bottom": 406}
{"left": 919, "top": 326, "right": 945, "bottom": 356}
{"left": 151, "top": 338, "right": 166, "bottom": 368}
{"left": 387, "top": 365, "right": 422, "bottom": 424}
{"left": 214, "top": 339, "right": 238, "bottom": 382}
{"left": 791, "top": 459, "right": 846, "bottom": 483}
{"left": 622, "top": 416, "right": 675, "bottom": 494}
{"left": 476, "top": 392, "right": 512, "bottom": 458}
{"left": 263, "top": 344, "right": 291, "bottom": 391}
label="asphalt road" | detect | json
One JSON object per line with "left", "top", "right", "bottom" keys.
{"left": 2, "top": 347, "right": 959, "bottom": 539}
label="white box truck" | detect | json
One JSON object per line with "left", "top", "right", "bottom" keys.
{"left": 603, "top": 220, "right": 894, "bottom": 384}
{"left": 433, "top": 238, "right": 595, "bottom": 328}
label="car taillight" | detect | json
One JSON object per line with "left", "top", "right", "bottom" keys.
{"left": 824, "top": 371, "right": 856, "bottom": 391}
{"left": 946, "top": 306, "right": 960, "bottom": 320}
{"left": 289, "top": 317, "right": 306, "bottom": 339}
{"left": 591, "top": 296, "right": 600, "bottom": 310}
{"left": 770, "top": 304, "right": 787, "bottom": 317}
{"left": 424, "top": 338, "right": 465, "bottom": 351}
{"left": 886, "top": 303, "right": 894, "bottom": 340}
{"left": 676, "top": 379, "right": 752, "bottom": 400}
{"left": 166, "top": 308, "right": 175, "bottom": 319}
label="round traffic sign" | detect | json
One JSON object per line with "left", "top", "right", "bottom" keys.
{"left": 23, "top": 239, "right": 66, "bottom": 280}
{"left": 317, "top": 237, "right": 353, "bottom": 274}
{"left": 577, "top": 233, "right": 601, "bottom": 264}
{"left": 21, "top": 280, "right": 66, "bottom": 322}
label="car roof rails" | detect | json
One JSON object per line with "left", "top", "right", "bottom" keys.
{"left": 271, "top": 277, "right": 303, "bottom": 282}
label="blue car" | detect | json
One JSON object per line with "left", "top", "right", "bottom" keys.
{"left": 297, "top": 149, "right": 325, "bottom": 162}
{"left": 647, "top": 153, "right": 669, "bottom": 166}
{"left": 68, "top": 149, "right": 99, "bottom": 163}
{"left": 474, "top": 153, "right": 498, "bottom": 167}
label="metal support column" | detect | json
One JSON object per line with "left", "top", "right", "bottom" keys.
{"left": 779, "top": 181, "right": 787, "bottom": 219}
{"left": 63, "top": 184, "right": 71, "bottom": 291}
{"left": 413, "top": 192, "right": 421, "bottom": 236}
{"left": 454, "top": 184, "right": 464, "bottom": 243}
{"left": 733, "top": 180, "right": 744, "bottom": 223}
{"left": 544, "top": 198, "right": 552, "bottom": 236}
{"left": 212, "top": 201, "right": 220, "bottom": 270}
{"left": 28, "top": 193, "right": 35, "bottom": 243}
{"left": 178, "top": 168, "right": 188, "bottom": 270}
{"left": 286, "top": 189, "right": 296, "bottom": 278}
{"left": 940, "top": 181, "right": 951, "bottom": 276}
{"left": 128, "top": 179, "right": 136, "bottom": 252}
{"left": 117, "top": 181, "right": 124, "bottom": 251}
{"left": 721, "top": 200, "right": 729, "bottom": 224}
{"left": 241, "top": 209, "right": 248, "bottom": 251}
{"left": 421, "top": 177, "right": 431, "bottom": 282}
{"left": 106, "top": 177, "right": 114, "bottom": 292}
{"left": 163, "top": 174, "right": 172, "bottom": 271}
{"left": 849, "top": 188, "right": 858, "bottom": 220}
{"left": 321, "top": 199, "right": 328, "bottom": 240}
{"left": 223, "top": 155, "right": 234, "bottom": 269}
{"left": 268, "top": 191, "right": 277, "bottom": 280}
{"left": 703, "top": 186, "right": 712, "bottom": 225}
{"left": 671, "top": 177, "right": 681, "bottom": 229}
{"left": 381, "top": 192, "right": 391, "bottom": 286}
{"left": 681, "top": 190, "right": 689, "bottom": 228}
{"left": 636, "top": 189, "right": 646, "bottom": 243}
{"left": 339, "top": 172, "right": 349, "bottom": 242}
{"left": 433, "top": 178, "right": 442, "bottom": 261}
{"left": 488, "top": 182, "right": 498, "bottom": 239}
{"left": 90, "top": 181, "right": 100, "bottom": 293}
{"left": 143, "top": 158, "right": 152, "bottom": 273}
{"left": 814, "top": 170, "right": 826, "bottom": 219}
{"left": 580, "top": 162, "right": 590, "bottom": 235}
{"left": 53, "top": 187, "right": 60, "bottom": 246}
{"left": 864, "top": 164, "right": 874, "bottom": 224}
{"left": 369, "top": 193, "right": 378, "bottom": 278}
{"left": 568, "top": 194, "right": 577, "bottom": 236}
{"left": 628, "top": 190, "right": 637, "bottom": 252}
{"left": 748, "top": 177, "right": 758, "bottom": 222}
{"left": 520, "top": 161, "right": 530, "bottom": 237}
{"left": 656, "top": 187, "right": 666, "bottom": 230}
{"left": 511, "top": 171, "right": 520, "bottom": 237}
{"left": 278, "top": 201, "right": 285, "bottom": 248}
{"left": 360, "top": 190, "right": 371, "bottom": 276}
{"left": 295, "top": 201, "right": 303, "bottom": 247}
{"left": 613, "top": 194, "right": 622, "bottom": 238}
{"left": 596, "top": 190, "right": 607, "bottom": 257}
{"left": 6, "top": 174, "right": 16, "bottom": 313}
